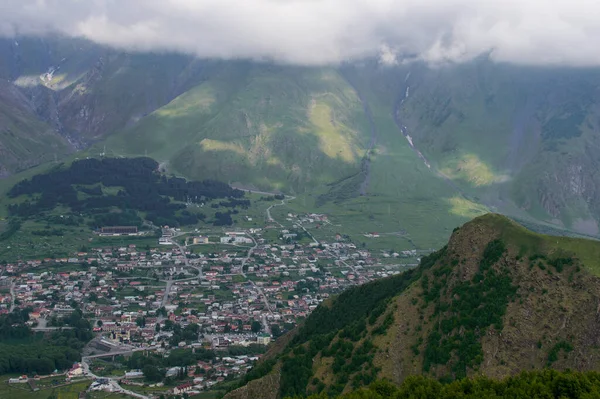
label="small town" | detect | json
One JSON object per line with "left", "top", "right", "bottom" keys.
{"left": 0, "top": 211, "right": 422, "bottom": 398}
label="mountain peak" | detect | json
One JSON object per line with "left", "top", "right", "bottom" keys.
{"left": 226, "top": 216, "right": 600, "bottom": 399}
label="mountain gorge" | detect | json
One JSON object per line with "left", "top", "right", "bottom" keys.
{"left": 389, "top": 62, "right": 600, "bottom": 235}
{"left": 224, "top": 214, "right": 600, "bottom": 399}
{"left": 0, "top": 77, "right": 72, "bottom": 176}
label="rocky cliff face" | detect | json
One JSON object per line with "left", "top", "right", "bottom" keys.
{"left": 375, "top": 214, "right": 600, "bottom": 383}
{"left": 224, "top": 370, "right": 281, "bottom": 399}
{"left": 380, "top": 60, "right": 600, "bottom": 235}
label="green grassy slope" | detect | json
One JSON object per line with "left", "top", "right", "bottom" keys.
{"left": 105, "top": 64, "right": 371, "bottom": 193}
{"left": 291, "top": 66, "right": 488, "bottom": 249}
{"left": 378, "top": 213, "right": 600, "bottom": 382}
{"left": 394, "top": 60, "right": 600, "bottom": 235}
{"left": 4, "top": 40, "right": 600, "bottom": 249}
{"left": 102, "top": 63, "right": 486, "bottom": 249}
{"left": 0, "top": 37, "right": 216, "bottom": 176}
{"left": 55, "top": 52, "right": 210, "bottom": 140}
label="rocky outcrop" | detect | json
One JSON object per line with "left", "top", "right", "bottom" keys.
{"left": 223, "top": 370, "right": 281, "bottom": 399}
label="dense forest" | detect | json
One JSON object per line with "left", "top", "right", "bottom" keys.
{"left": 6, "top": 157, "right": 246, "bottom": 228}
{"left": 288, "top": 370, "right": 600, "bottom": 399}
{"left": 0, "top": 308, "right": 92, "bottom": 375}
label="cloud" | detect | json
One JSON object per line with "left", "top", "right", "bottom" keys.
{"left": 2, "top": 0, "right": 600, "bottom": 66}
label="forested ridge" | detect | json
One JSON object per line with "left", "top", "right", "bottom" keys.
{"left": 224, "top": 215, "right": 600, "bottom": 399}
{"left": 227, "top": 249, "right": 445, "bottom": 398}
{"left": 6, "top": 157, "right": 248, "bottom": 228}
{"left": 0, "top": 308, "right": 92, "bottom": 375}
{"left": 287, "top": 370, "right": 600, "bottom": 399}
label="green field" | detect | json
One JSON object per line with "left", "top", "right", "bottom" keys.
{"left": 103, "top": 66, "right": 370, "bottom": 196}
{"left": 482, "top": 213, "right": 600, "bottom": 276}
{"left": 0, "top": 219, "right": 93, "bottom": 261}
{"left": 0, "top": 377, "right": 90, "bottom": 399}
{"left": 123, "top": 384, "right": 170, "bottom": 396}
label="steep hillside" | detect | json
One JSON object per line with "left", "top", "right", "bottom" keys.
{"left": 0, "top": 36, "right": 212, "bottom": 171}
{"left": 376, "top": 214, "right": 600, "bottom": 382}
{"left": 0, "top": 79, "right": 72, "bottom": 175}
{"left": 300, "top": 370, "right": 600, "bottom": 399}
{"left": 3, "top": 38, "right": 600, "bottom": 248}
{"left": 387, "top": 60, "right": 600, "bottom": 235}
{"left": 102, "top": 61, "right": 486, "bottom": 249}
{"left": 226, "top": 214, "right": 600, "bottom": 398}
{"left": 0, "top": 41, "right": 480, "bottom": 250}
{"left": 104, "top": 64, "right": 372, "bottom": 193}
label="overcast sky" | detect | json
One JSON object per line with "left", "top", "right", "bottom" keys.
{"left": 2, "top": 0, "right": 600, "bottom": 66}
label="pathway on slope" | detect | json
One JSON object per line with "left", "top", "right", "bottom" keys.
{"left": 262, "top": 194, "right": 319, "bottom": 245}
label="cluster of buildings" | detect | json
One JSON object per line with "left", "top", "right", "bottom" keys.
{"left": 0, "top": 212, "right": 423, "bottom": 395}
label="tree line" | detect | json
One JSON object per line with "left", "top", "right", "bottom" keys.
{"left": 287, "top": 369, "right": 600, "bottom": 399}
{"left": 0, "top": 308, "right": 92, "bottom": 375}
{"left": 6, "top": 157, "right": 247, "bottom": 228}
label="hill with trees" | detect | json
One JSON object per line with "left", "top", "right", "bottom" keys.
{"left": 224, "top": 214, "right": 600, "bottom": 399}
{"left": 291, "top": 370, "right": 600, "bottom": 399}
{"left": 0, "top": 307, "right": 92, "bottom": 375}
{"left": 3, "top": 156, "right": 247, "bottom": 237}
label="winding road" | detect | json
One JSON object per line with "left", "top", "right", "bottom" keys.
{"left": 266, "top": 199, "right": 285, "bottom": 226}
{"left": 81, "top": 353, "right": 150, "bottom": 399}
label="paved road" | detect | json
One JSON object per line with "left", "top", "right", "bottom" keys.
{"left": 231, "top": 186, "right": 284, "bottom": 197}
{"left": 232, "top": 185, "right": 295, "bottom": 227}
{"left": 238, "top": 236, "right": 272, "bottom": 334}
{"left": 298, "top": 224, "right": 319, "bottom": 245}
{"left": 157, "top": 233, "right": 203, "bottom": 312}
{"left": 159, "top": 278, "right": 174, "bottom": 309}
{"left": 81, "top": 338, "right": 159, "bottom": 399}
{"left": 81, "top": 353, "right": 150, "bottom": 399}
{"left": 85, "top": 348, "right": 135, "bottom": 360}
{"left": 240, "top": 239, "right": 258, "bottom": 273}
{"left": 170, "top": 233, "right": 203, "bottom": 279}
{"left": 340, "top": 259, "right": 357, "bottom": 274}
{"left": 263, "top": 195, "right": 319, "bottom": 245}
{"left": 266, "top": 195, "right": 296, "bottom": 226}
{"left": 266, "top": 200, "right": 284, "bottom": 226}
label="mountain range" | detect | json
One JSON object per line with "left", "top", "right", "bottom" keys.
{"left": 1, "top": 36, "right": 600, "bottom": 247}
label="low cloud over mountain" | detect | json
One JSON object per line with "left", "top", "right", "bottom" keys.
{"left": 2, "top": 0, "right": 600, "bottom": 65}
